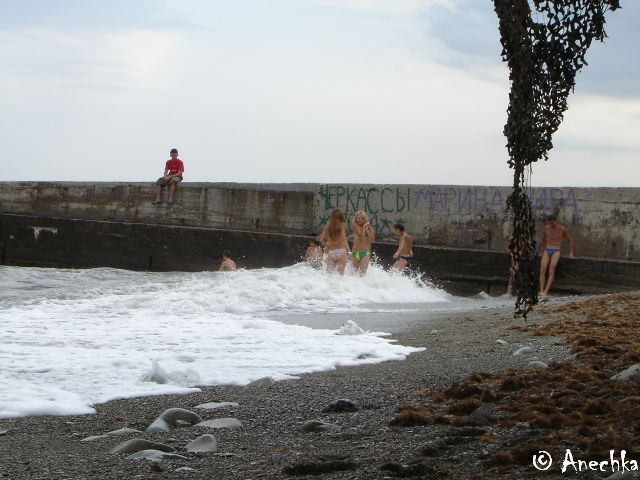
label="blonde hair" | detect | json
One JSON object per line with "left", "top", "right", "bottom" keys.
{"left": 354, "top": 210, "right": 369, "bottom": 224}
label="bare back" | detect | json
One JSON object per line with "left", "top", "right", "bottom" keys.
{"left": 397, "top": 233, "right": 413, "bottom": 256}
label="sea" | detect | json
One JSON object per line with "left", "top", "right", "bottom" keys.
{"left": 0, "top": 262, "right": 512, "bottom": 419}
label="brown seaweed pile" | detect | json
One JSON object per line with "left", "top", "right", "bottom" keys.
{"left": 391, "top": 292, "right": 640, "bottom": 477}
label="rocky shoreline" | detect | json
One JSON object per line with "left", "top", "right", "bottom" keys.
{"left": 1, "top": 293, "right": 638, "bottom": 479}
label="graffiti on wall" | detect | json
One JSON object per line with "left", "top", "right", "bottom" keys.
{"left": 317, "top": 185, "right": 411, "bottom": 235}
{"left": 316, "top": 185, "right": 579, "bottom": 234}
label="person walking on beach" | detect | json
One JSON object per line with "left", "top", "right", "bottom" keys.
{"left": 538, "top": 214, "right": 574, "bottom": 296}
{"left": 392, "top": 223, "right": 413, "bottom": 272}
{"left": 219, "top": 250, "right": 237, "bottom": 271}
{"left": 318, "top": 209, "right": 350, "bottom": 275}
{"left": 153, "top": 148, "right": 185, "bottom": 205}
{"left": 349, "top": 210, "right": 375, "bottom": 276}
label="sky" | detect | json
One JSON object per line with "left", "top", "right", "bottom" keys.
{"left": 1, "top": 0, "right": 638, "bottom": 187}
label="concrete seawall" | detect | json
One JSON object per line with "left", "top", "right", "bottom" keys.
{"left": 1, "top": 181, "right": 639, "bottom": 294}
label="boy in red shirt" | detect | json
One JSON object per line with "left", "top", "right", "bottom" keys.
{"left": 153, "top": 148, "right": 185, "bottom": 205}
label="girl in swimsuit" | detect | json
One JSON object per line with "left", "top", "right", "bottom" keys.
{"left": 349, "top": 210, "right": 375, "bottom": 276}
{"left": 319, "top": 208, "right": 350, "bottom": 274}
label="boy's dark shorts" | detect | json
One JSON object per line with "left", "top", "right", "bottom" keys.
{"left": 156, "top": 177, "right": 182, "bottom": 186}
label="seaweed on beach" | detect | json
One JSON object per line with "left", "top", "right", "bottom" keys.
{"left": 393, "top": 292, "right": 640, "bottom": 475}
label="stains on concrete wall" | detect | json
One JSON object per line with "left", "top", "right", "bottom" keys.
{"left": 314, "top": 184, "right": 638, "bottom": 260}
{"left": 0, "top": 182, "right": 638, "bottom": 261}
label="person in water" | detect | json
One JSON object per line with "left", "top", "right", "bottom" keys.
{"left": 538, "top": 214, "right": 574, "bottom": 296}
{"left": 318, "top": 208, "right": 350, "bottom": 275}
{"left": 304, "top": 239, "right": 323, "bottom": 269}
{"left": 349, "top": 210, "right": 375, "bottom": 276}
{"left": 219, "top": 250, "right": 237, "bottom": 271}
{"left": 392, "top": 223, "right": 413, "bottom": 272}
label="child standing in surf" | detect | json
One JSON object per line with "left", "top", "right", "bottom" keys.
{"left": 349, "top": 210, "right": 375, "bottom": 276}
{"left": 319, "top": 208, "right": 350, "bottom": 275}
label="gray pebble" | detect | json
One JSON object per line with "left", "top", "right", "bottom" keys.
{"left": 186, "top": 434, "right": 218, "bottom": 453}
{"left": 110, "top": 438, "right": 176, "bottom": 455}
{"left": 126, "top": 449, "right": 188, "bottom": 462}
{"left": 176, "top": 467, "right": 196, "bottom": 474}
{"left": 246, "top": 377, "right": 276, "bottom": 388}
{"left": 196, "top": 418, "right": 242, "bottom": 429}
{"left": 513, "top": 346, "right": 535, "bottom": 356}
{"left": 195, "top": 402, "right": 239, "bottom": 411}
{"left": 527, "top": 361, "right": 549, "bottom": 370}
{"left": 146, "top": 408, "right": 203, "bottom": 433}
{"left": 610, "top": 364, "right": 640, "bottom": 382}
{"left": 322, "top": 399, "right": 358, "bottom": 413}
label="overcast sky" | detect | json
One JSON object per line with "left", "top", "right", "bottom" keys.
{"left": 1, "top": 0, "right": 638, "bottom": 186}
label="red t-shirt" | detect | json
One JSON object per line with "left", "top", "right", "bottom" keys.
{"left": 165, "top": 159, "right": 185, "bottom": 179}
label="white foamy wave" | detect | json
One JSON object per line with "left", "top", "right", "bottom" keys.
{"left": 0, "top": 265, "right": 432, "bottom": 419}
{"left": 0, "top": 263, "right": 449, "bottom": 316}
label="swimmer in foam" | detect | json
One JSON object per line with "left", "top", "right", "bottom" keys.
{"left": 304, "top": 238, "right": 323, "bottom": 269}
{"left": 218, "top": 250, "right": 237, "bottom": 272}
{"left": 392, "top": 223, "right": 413, "bottom": 272}
{"left": 318, "top": 208, "right": 350, "bottom": 275}
{"left": 349, "top": 210, "right": 375, "bottom": 276}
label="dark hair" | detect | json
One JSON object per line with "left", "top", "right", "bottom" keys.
{"left": 394, "top": 223, "right": 405, "bottom": 231}
{"left": 312, "top": 239, "right": 321, "bottom": 246}
{"left": 546, "top": 214, "right": 557, "bottom": 221}
{"left": 222, "top": 250, "right": 231, "bottom": 258}
{"left": 170, "top": 148, "right": 178, "bottom": 154}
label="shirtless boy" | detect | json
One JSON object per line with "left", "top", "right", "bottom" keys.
{"left": 219, "top": 250, "right": 237, "bottom": 272}
{"left": 349, "top": 210, "right": 375, "bottom": 276}
{"left": 538, "top": 214, "right": 574, "bottom": 296}
{"left": 392, "top": 223, "right": 413, "bottom": 272}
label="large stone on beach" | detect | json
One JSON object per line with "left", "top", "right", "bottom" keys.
{"left": 513, "top": 346, "right": 535, "bottom": 356}
{"left": 146, "top": 408, "right": 203, "bottom": 433}
{"left": 610, "top": 364, "right": 640, "bottom": 382}
{"left": 527, "top": 361, "right": 549, "bottom": 370}
{"left": 186, "top": 434, "right": 218, "bottom": 453}
{"left": 196, "top": 418, "right": 243, "bottom": 429}
{"left": 81, "top": 427, "right": 142, "bottom": 443}
{"left": 322, "top": 399, "right": 358, "bottom": 413}
{"left": 246, "top": 377, "right": 276, "bottom": 388}
{"left": 110, "top": 438, "right": 176, "bottom": 455}
{"left": 126, "top": 449, "right": 188, "bottom": 462}
{"left": 195, "top": 402, "right": 239, "bottom": 411}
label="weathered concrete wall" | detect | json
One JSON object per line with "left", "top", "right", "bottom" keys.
{"left": 314, "top": 184, "right": 640, "bottom": 261}
{"left": 2, "top": 182, "right": 639, "bottom": 260}
{"left": 1, "top": 181, "right": 639, "bottom": 294}
{"left": 0, "top": 182, "right": 316, "bottom": 235}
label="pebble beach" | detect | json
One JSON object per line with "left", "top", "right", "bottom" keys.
{"left": 6, "top": 292, "right": 637, "bottom": 479}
